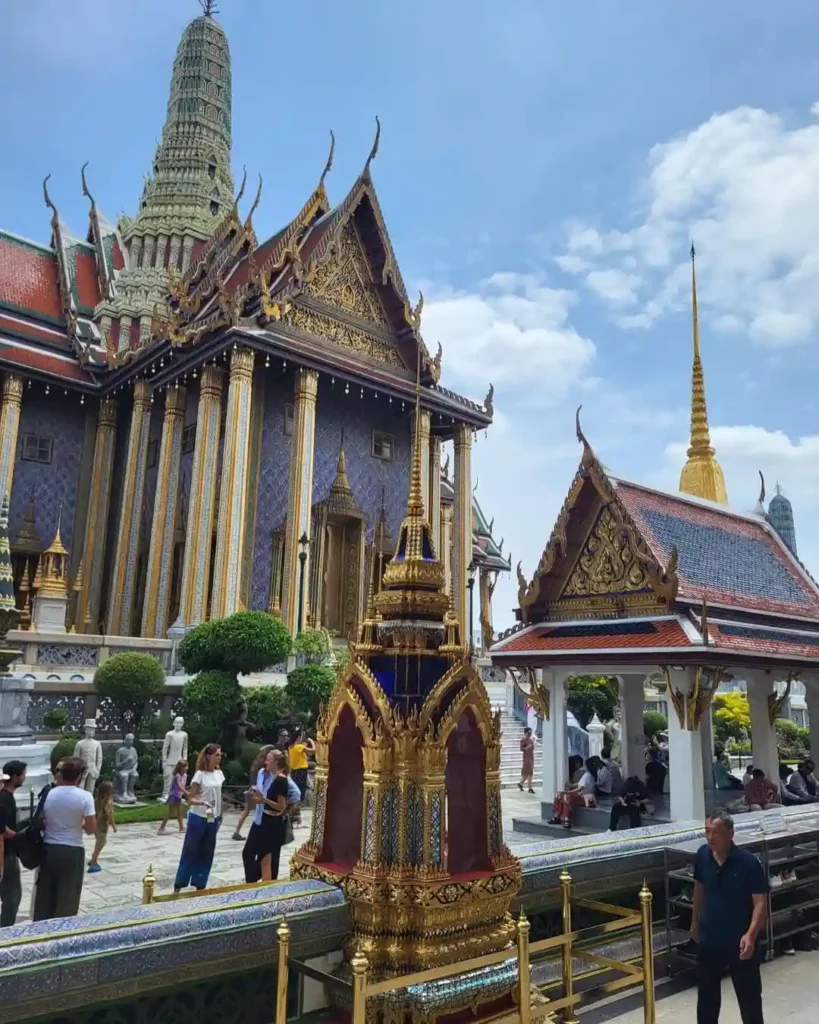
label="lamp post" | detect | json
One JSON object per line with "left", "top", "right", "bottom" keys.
{"left": 297, "top": 532, "right": 309, "bottom": 635}
{"left": 467, "top": 562, "right": 476, "bottom": 657}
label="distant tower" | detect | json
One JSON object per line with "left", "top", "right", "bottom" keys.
{"left": 96, "top": 7, "right": 234, "bottom": 346}
{"left": 767, "top": 483, "right": 798, "bottom": 557}
{"left": 679, "top": 244, "right": 728, "bottom": 505}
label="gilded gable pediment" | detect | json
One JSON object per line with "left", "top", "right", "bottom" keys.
{"left": 562, "top": 506, "right": 651, "bottom": 599}
{"left": 305, "top": 220, "right": 390, "bottom": 329}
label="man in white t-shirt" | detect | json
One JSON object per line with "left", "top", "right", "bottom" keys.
{"left": 33, "top": 756, "right": 96, "bottom": 922}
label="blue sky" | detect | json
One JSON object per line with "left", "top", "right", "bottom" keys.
{"left": 3, "top": 0, "right": 819, "bottom": 629}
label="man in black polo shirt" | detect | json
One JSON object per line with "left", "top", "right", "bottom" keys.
{"left": 691, "top": 810, "right": 768, "bottom": 1023}
{"left": 0, "top": 760, "right": 26, "bottom": 927}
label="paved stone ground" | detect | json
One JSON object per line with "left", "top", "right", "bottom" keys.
{"left": 597, "top": 954, "right": 819, "bottom": 1021}
{"left": 14, "top": 789, "right": 544, "bottom": 922}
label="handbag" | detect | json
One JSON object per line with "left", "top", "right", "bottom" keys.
{"left": 14, "top": 785, "right": 51, "bottom": 870}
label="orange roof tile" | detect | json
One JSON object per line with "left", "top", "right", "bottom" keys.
{"left": 0, "top": 234, "right": 63, "bottom": 323}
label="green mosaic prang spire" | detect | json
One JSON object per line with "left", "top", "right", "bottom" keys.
{"left": 123, "top": 12, "right": 234, "bottom": 244}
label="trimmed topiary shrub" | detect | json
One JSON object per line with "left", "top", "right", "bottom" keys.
{"left": 50, "top": 734, "right": 80, "bottom": 773}
{"left": 181, "top": 669, "right": 241, "bottom": 732}
{"left": 93, "top": 652, "right": 165, "bottom": 733}
{"left": 285, "top": 663, "right": 336, "bottom": 724}
{"left": 643, "top": 711, "right": 668, "bottom": 740}
{"left": 42, "top": 707, "right": 69, "bottom": 733}
{"left": 245, "top": 685, "right": 292, "bottom": 742}
{"left": 178, "top": 612, "right": 291, "bottom": 677}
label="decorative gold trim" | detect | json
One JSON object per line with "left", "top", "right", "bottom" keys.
{"left": 662, "top": 665, "right": 726, "bottom": 730}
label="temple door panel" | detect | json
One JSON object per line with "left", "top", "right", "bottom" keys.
{"left": 445, "top": 708, "right": 489, "bottom": 874}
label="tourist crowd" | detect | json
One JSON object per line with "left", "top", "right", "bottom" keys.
{"left": 0, "top": 727, "right": 316, "bottom": 927}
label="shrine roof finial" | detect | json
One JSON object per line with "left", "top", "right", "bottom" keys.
{"left": 319, "top": 130, "right": 335, "bottom": 191}
{"left": 363, "top": 116, "right": 381, "bottom": 179}
{"left": 198, "top": 0, "right": 218, "bottom": 16}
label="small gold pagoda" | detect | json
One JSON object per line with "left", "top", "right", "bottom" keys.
{"left": 291, "top": 394, "right": 520, "bottom": 977}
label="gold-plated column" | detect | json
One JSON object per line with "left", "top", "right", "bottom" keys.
{"left": 453, "top": 424, "right": 472, "bottom": 625}
{"left": 77, "top": 398, "right": 117, "bottom": 632}
{"left": 141, "top": 865, "right": 156, "bottom": 905}
{"left": 275, "top": 918, "right": 291, "bottom": 1024}
{"left": 0, "top": 375, "right": 23, "bottom": 503}
{"left": 141, "top": 386, "right": 187, "bottom": 637}
{"left": 441, "top": 503, "right": 453, "bottom": 598}
{"left": 429, "top": 437, "right": 442, "bottom": 555}
{"left": 351, "top": 947, "right": 368, "bottom": 1024}
{"left": 107, "top": 379, "right": 152, "bottom": 636}
{"left": 282, "top": 368, "right": 318, "bottom": 634}
{"left": 560, "top": 869, "right": 579, "bottom": 1024}
{"left": 517, "top": 910, "right": 531, "bottom": 1024}
{"left": 211, "top": 346, "right": 255, "bottom": 619}
{"left": 411, "top": 408, "right": 431, "bottom": 519}
{"left": 175, "top": 365, "right": 223, "bottom": 629}
{"left": 640, "top": 883, "right": 656, "bottom": 1024}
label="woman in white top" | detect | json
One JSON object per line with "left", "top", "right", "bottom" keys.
{"left": 548, "top": 757, "right": 598, "bottom": 831}
{"left": 174, "top": 744, "right": 224, "bottom": 892}
{"left": 33, "top": 756, "right": 96, "bottom": 921}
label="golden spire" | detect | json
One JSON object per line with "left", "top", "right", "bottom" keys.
{"left": 679, "top": 243, "right": 728, "bottom": 505}
{"left": 37, "top": 509, "right": 70, "bottom": 599}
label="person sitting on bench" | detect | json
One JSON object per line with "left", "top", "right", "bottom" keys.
{"left": 609, "top": 776, "right": 649, "bottom": 831}
{"left": 549, "top": 757, "right": 598, "bottom": 830}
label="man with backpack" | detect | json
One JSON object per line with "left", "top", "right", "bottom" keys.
{"left": 0, "top": 760, "right": 27, "bottom": 926}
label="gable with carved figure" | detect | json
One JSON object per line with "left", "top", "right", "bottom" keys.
{"left": 305, "top": 220, "right": 390, "bottom": 329}
{"left": 562, "top": 506, "right": 652, "bottom": 599}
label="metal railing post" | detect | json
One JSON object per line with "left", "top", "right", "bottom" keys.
{"left": 517, "top": 909, "right": 531, "bottom": 1024}
{"left": 276, "top": 918, "right": 291, "bottom": 1024}
{"left": 141, "top": 865, "right": 156, "bottom": 905}
{"left": 351, "top": 946, "right": 368, "bottom": 1024}
{"left": 560, "top": 869, "right": 579, "bottom": 1024}
{"left": 640, "top": 883, "right": 656, "bottom": 1024}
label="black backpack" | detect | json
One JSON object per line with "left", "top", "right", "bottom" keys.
{"left": 14, "top": 784, "right": 52, "bottom": 870}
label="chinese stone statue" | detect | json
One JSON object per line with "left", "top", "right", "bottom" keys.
{"left": 114, "top": 733, "right": 140, "bottom": 805}
{"left": 160, "top": 716, "right": 189, "bottom": 802}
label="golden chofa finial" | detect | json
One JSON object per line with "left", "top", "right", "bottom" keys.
{"left": 678, "top": 243, "right": 728, "bottom": 505}
{"left": 37, "top": 509, "right": 69, "bottom": 599}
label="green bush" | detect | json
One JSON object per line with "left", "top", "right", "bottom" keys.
{"left": 134, "top": 741, "right": 162, "bottom": 792}
{"left": 178, "top": 612, "right": 292, "bottom": 677}
{"left": 245, "top": 685, "right": 292, "bottom": 741}
{"left": 565, "top": 675, "right": 619, "bottom": 729}
{"left": 643, "top": 711, "right": 668, "bottom": 740}
{"left": 797, "top": 726, "right": 811, "bottom": 751}
{"left": 99, "top": 745, "right": 116, "bottom": 783}
{"left": 50, "top": 734, "right": 80, "bottom": 774}
{"left": 42, "top": 707, "right": 69, "bottom": 732}
{"left": 293, "top": 629, "right": 329, "bottom": 662}
{"left": 285, "top": 663, "right": 336, "bottom": 723}
{"left": 182, "top": 670, "right": 241, "bottom": 732}
{"left": 93, "top": 652, "right": 165, "bottom": 732}
{"left": 776, "top": 717, "right": 800, "bottom": 744}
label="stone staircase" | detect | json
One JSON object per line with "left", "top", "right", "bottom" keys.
{"left": 484, "top": 680, "right": 543, "bottom": 791}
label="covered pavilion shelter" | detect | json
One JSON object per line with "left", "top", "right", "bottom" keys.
{"left": 490, "top": 415, "right": 819, "bottom": 824}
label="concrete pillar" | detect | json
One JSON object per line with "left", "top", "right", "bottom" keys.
{"left": 539, "top": 670, "right": 571, "bottom": 816}
{"left": 667, "top": 667, "right": 706, "bottom": 822}
{"left": 747, "top": 671, "right": 780, "bottom": 783}
{"left": 0, "top": 374, "right": 23, "bottom": 503}
{"left": 453, "top": 425, "right": 472, "bottom": 628}
{"left": 172, "top": 365, "right": 223, "bottom": 631}
{"left": 142, "top": 386, "right": 186, "bottom": 637}
{"left": 281, "top": 368, "right": 318, "bottom": 635}
{"left": 700, "top": 706, "right": 716, "bottom": 792}
{"left": 805, "top": 677, "right": 819, "bottom": 762}
{"left": 107, "top": 379, "right": 152, "bottom": 636}
{"left": 211, "top": 346, "right": 255, "bottom": 619}
{"left": 619, "top": 674, "right": 646, "bottom": 779}
{"left": 77, "top": 398, "right": 117, "bottom": 633}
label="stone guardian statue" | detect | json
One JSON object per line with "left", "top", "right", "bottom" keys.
{"left": 73, "top": 718, "right": 102, "bottom": 792}
{"left": 114, "top": 733, "right": 140, "bottom": 805}
{"left": 159, "top": 716, "right": 189, "bottom": 802}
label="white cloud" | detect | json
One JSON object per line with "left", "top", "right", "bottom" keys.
{"left": 556, "top": 101, "right": 819, "bottom": 347}
{"left": 422, "top": 272, "right": 596, "bottom": 395}
{"left": 585, "top": 268, "right": 640, "bottom": 306}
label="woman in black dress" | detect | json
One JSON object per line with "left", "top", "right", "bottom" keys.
{"left": 253, "top": 750, "right": 289, "bottom": 880}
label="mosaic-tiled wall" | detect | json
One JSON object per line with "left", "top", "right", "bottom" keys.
{"left": 9, "top": 390, "right": 87, "bottom": 551}
{"left": 247, "top": 373, "right": 412, "bottom": 610}
{"left": 312, "top": 377, "right": 411, "bottom": 545}
{"left": 249, "top": 372, "right": 294, "bottom": 610}
{"left": 99, "top": 399, "right": 132, "bottom": 628}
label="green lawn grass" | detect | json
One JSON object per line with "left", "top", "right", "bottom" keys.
{"left": 113, "top": 799, "right": 171, "bottom": 824}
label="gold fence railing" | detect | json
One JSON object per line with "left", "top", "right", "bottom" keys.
{"left": 141, "top": 866, "right": 264, "bottom": 904}
{"left": 271, "top": 869, "right": 656, "bottom": 1024}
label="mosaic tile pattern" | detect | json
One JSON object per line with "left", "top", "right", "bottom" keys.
{"left": 10, "top": 391, "right": 86, "bottom": 552}
{"left": 364, "top": 790, "right": 376, "bottom": 861}
{"left": 139, "top": 403, "right": 165, "bottom": 556}
{"left": 250, "top": 373, "right": 293, "bottom": 610}
{"left": 381, "top": 784, "right": 395, "bottom": 863}
{"left": 430, "top": 791, "right": 442, "bottom": 865}
{"left": 36, "top": 644, "right": 99, "bottom": 667}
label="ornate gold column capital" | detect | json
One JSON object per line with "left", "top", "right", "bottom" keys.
{"left": 200, "top": 363, "right": 224, "bottom": 398}
{"left": 163, "top": 384, "right": 187, "bottom": 419}
{"left": 2, "top": 375, "right": 23, "bottom": 404}
{"left": 295, "top": 367, "right": 319, "bottom": 402}
{"left": 229, "top": 344, "right": 256, "bottom": 379}
{"left": 454, "top": 423, "right": 472, "bottom": 450}
{"left": 133, "top": 378, "right": 152, "bottom": 410}
{"left": 99, "top": 397, "right": 118, "bottom": 429}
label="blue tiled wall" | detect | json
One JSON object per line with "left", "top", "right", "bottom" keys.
{"left": 10, "top": 390, "right": 87, "bottom": 552}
